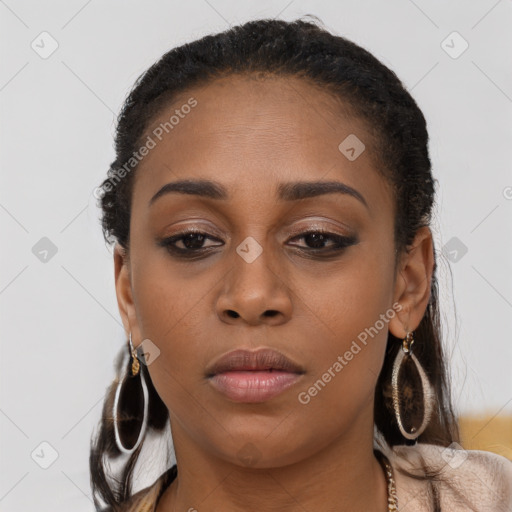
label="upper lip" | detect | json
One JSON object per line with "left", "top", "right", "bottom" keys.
{"left": 206, "top": 348, "right": 305, "bottom": 377}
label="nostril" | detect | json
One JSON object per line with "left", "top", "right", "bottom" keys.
{"left": 226, "top": 310, "right": 239, "bottom": 318}
{"left": 264, "top": 310, "right": 279, "bottom": 317}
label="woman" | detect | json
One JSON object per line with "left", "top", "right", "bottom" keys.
{"left": 90, "top": 16, "right": 512, "bottom": 512}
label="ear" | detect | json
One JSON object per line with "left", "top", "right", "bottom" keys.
{"left": 114, "top": 243, "right": 143, "bottom": 346}
{"left": 388, "top": 226, "right": 434, "bottom": 338}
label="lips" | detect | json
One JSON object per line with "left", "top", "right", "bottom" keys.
{"left": 205, "top": 348, "right": 305, "bottom": 403}
{"left": 205, "top": 348, "right": 305, "bottom": 377}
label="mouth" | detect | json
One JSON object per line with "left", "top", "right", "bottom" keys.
{"left": 205, "top": 348, "right": 305, "bottom": 403}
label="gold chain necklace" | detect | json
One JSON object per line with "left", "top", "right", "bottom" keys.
{"left": 375, "top": 449, "right": 399, "bottom": 511}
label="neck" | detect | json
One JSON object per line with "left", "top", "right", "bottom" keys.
{"left": 157, "top": 411, "right": 388, "bottom": 512}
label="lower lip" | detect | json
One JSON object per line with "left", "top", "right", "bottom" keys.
{"left": 208, "top": 370, "right": 303, "bottom": 403}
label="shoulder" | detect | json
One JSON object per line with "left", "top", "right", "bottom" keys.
{"left": 388, "top": 443, "right": 512, "bottom": 512}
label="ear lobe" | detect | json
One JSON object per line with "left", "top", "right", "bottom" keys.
{"left": 389, "top": 226, "right": 434, "bottom": 337}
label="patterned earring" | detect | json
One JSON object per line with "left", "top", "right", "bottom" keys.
{"left": 112, "top": 332, "right": 149, "bottom": 455}
{"left": 391, "top": 330, "right": 434, "bottom": 441}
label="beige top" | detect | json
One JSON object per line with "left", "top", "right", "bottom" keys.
{"left": 115, "top": 443, "right": 512, "bottom": 511}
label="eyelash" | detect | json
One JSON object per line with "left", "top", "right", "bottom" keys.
{"left": 158, "top": 228, "right": 357, "bottom": 258}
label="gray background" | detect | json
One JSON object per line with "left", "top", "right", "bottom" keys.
{"left": 1, "top": 1, "right": 511, "bottom": 510}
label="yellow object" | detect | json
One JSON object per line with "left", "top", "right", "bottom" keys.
{"left": 459, "top": 414, "right": 512, "bottom": 461}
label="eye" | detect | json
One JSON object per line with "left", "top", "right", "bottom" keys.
{"left": 287, "top": 230, "right": 358, "bottom": 252}
{"left": 158, "top": 229, "right": 223, "bottom": 255}
{"left": 157, "top": 228, "right": 358, "bottom": 259}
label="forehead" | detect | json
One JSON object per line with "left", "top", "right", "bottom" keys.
{"left": 132, "top": 74, "right": 392, "bottom": 217}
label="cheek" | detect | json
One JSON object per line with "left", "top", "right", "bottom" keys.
{"left": 130, "top": 260, "right": 204, "bottom": 381}
{"left": 294, "top": 249, "right": 393, "bottom": 340}
{"left": 132, "top": 245, "right": 215, "bottom": 345}
{"left": 293, "top": 255, "right": 394, "bottom": 403}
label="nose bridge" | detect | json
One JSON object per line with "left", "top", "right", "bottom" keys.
{"left": 227, "top": 201, "right": 276, "bottom": 267}
{"left": 230, "top": 194, "right": 293, "bottom": 278}
{"left": 231, "top": 232, "right": 280, "bottom": 297}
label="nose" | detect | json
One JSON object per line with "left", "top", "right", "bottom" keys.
{"left": 215, "top": 246, "right": 293, "bottom": 326}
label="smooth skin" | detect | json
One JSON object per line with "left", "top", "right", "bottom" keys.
{"left": 114, "top": 74, "right": 434, "bottom": 512}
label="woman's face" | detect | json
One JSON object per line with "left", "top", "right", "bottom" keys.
{"left": 114, "top": 74, "right": 420, "bottom": 467}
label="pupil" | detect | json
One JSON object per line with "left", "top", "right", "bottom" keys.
{"left": 306, "top": 233, "right": 326, "bottom": 248}
{"left": 184, "top": 233, "right": 204, "bottom": 249}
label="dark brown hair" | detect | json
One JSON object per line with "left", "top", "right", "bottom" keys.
{"left": 90, "top": 15, "right": 459, "bottom": 511}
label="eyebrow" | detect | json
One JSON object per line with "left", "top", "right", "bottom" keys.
{"left": 148, "top": 179, "right": 368, "bottom": 210}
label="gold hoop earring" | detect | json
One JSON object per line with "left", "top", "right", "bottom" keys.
{"left": 391, "top": 331, "right": 434, "bottom": 441}
{"left": 112, "top": 332, "right": 148, "bottom": 455}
